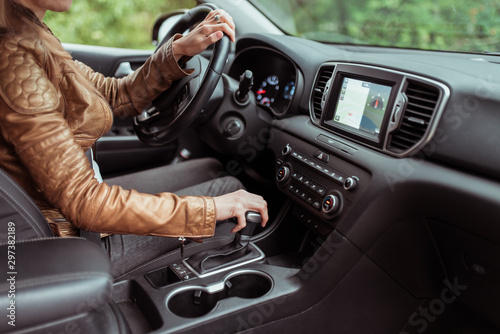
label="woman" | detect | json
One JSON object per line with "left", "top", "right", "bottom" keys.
{"left": 0, "top": 0, "right": 268, "bottom": 277}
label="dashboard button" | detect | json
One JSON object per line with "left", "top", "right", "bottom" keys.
{"left": 316, "top": 135, "right": 356, "bottom": 155}
{"left": 316, "top": 186, "right": 326, "bottom": 196}
{"left": 312, "top": 201, "right": 321, "bottom": 210}
{"left": 313, "top": 150, "right": 330, "bottom": 163}
{"left": 331, "top": 173, "right": 345, "bottom": 184}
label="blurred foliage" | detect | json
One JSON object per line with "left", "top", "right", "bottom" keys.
{"left": 46, "top": 0, "right": 500, "bottom": 52}
{"left": 258, "top": 0, "right": 500, "bottom": 53}
{"left": 45, "top": 0, "right": 196, "bottom": 49}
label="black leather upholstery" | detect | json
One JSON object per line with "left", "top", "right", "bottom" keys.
{"left": 0, "top": 238, "right": 113, "bottom": 333}
{"left": 0, "top": 168, "right": 53, "bottom": 240}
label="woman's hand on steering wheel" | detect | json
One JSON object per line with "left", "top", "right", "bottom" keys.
{"left": 134, "top": 5, "right": 233, "bottom": 145}
{"left": 172, "top": 9, "right": 235, "bottom": 62}
{"left": 213, "top": 189, "right": 269, "bottom": 233}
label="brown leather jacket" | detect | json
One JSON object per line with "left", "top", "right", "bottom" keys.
{"left": 0, "top": 28, "right": 216, "bottom": 238}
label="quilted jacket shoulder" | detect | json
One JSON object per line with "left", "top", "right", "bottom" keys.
{"left": 0, "top": 35, "right": 59, "bottom": 114}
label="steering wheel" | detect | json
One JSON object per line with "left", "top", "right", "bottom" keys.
{"left": 133, "top": 4, "right": 230, "bottom": 146}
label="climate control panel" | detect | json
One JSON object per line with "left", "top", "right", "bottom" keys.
{"left": 276, "top": 163, "right": 343, "bottom": 218}
{"left": 271, "top": 133, "right": 371, "bottom": 235}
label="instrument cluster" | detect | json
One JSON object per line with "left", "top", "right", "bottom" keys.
{"left": 229, "top": 47, "right": 297, "bottom": 116}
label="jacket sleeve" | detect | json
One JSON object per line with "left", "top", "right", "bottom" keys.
{"left": 76, "top": 34, "right": 193, "bottom": 118}
{"left": 0, "top": 40, "right": 216, "bottom": 238}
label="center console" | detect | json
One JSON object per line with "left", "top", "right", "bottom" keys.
{"left": 110, "top": 212, "right": 301, "bottom": 334}
{"left": 108, "top": 128, "right": 374, "bottom": 332}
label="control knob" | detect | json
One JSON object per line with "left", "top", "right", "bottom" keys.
{"left": 276, "top": 166, "right": 290, "bottom": 183}
{"left": 282, "top": 144, "right": 293, "bottom": 156}
{"left": 322, "top": 194, "right": 340, "bottom": 214}
{"left": 343, "top": 177, "right": 358, "bottom": 191}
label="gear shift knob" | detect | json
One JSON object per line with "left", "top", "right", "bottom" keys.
{"left": 238, "top": 211, "right": 262, "bottom": 236}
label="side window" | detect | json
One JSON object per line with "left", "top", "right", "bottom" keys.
{"left": 45, "top": 0, "right": 196, "bottom": 49}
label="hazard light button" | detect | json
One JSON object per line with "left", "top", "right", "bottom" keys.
{"left": 313, "top": 150, "right": 330, "bottom": 163}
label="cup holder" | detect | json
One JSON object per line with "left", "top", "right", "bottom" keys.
{"left": 168, "top": 271, "right": 272, "bottom": 318}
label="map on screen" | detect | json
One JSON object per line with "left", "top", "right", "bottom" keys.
{"left": 333, "top": 78, "right": 392, "bottom": 137}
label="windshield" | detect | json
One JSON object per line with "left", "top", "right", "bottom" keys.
{"left": 249, "top": 0, "right": 500, "bottom": 54}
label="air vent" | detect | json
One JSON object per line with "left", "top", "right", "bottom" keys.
{"left": 311, "top": 65, "right": 335, "bottom": 120}
{"left": 388, "top": 80, "right": 440, "bottom": 153}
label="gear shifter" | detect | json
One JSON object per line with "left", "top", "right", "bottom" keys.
{"left": 185, "top": 211, "right": 263, "bottom": 275}
{"left": 233, "top": 210, "right": 261, "bottom": 245}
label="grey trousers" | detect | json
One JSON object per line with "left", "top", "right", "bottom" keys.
{"left": 101, "top": 158, "right": 244, "bottom": 278}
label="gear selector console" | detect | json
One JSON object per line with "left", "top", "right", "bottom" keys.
{"left": 148, "top": 211, "right": 265, "bottom": 283}
{"left": 183, "top": 211, "right": 265, "bottom": 277}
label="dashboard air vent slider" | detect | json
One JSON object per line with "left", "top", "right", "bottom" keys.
{"left": 388, "top": 80, "right": 440, "bottom": 153}
{"left": 311, "top": 66, "right": 335, "bottom": 120}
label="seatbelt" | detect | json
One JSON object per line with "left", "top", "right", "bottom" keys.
{"left": 82, "top": 147, "right": 103, "bottom": 246}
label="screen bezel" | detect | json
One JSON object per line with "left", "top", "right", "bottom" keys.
{"left": 321, "top": 64, "right": 403, "bottom": 148}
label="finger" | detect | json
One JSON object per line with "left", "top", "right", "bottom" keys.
{"left": 207, "top": 31, "right": 224, "bottom": 45}
{"left": 210, "top": 22, "right": 235, "bottom": 42}
{"left": 230, "top": 212, "right": 247, "bottom": 233}
{"left": 206, "top": 9, "right": 235, "bottom": 28}
{"left": 197, "top": 22, "right": 235, "bottom": 43}
{"left": 195, "top": 24, "right": 232, "bottom": 50}
{"left": 244, "top": 196, "right": 269, "bottom": 227}
{"left": 218, "top": 11, "right": 235, "bottom": 31}
{"left": 205, "top": 10, "right": 236, "bottom": 41}
{"left": 260, "top": 207, "right": 269, "bottom": 227}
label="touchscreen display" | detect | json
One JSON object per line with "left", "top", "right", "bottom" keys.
{"left": 332, "top": 78, "right": 392, "bottom": 137}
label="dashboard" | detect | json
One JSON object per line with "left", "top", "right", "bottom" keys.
{"left": 228, "top": 50, "right": 453, "bottom": 162}
{"left": 223, "top": 33, "right": 500, "bottom": 328}
{"left": 227, "top": 37, "right": 459, "bottom": 234}
{"left": 229, "top": 33, "right": 500, "bottom": 179}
